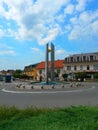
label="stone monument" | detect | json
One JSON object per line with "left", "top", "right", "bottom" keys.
{"left": 45, "top": 43, "right": 55, "bottom": 84}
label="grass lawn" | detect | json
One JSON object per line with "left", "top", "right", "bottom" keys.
{"left": 0, "top": 106, "right": 98, "bottom": 130}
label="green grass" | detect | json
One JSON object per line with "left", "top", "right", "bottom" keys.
{"left": 0, "top": 106, "right": 98, "bottom": 130}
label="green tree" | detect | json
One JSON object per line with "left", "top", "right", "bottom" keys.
{"left": 94, "top": 73, "right": 98, "bottom": 79}
{"left": 15, "top": 69, "right": 22, "bottom": 74}
{"left": 75, "top": 72, "right": 86, "bottom": 81}
{"left": 62, "top": 73, "right": 68, "bottom": 80}
{"left": 13, "top": 69, "right": 23, "bottom": 79}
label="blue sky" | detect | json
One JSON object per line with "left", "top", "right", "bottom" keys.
{"left": 0, "top": 0, "right": 98, "bottom": 70}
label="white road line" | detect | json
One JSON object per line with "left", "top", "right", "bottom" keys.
{"left": 2, "top": 86, "right": 95, "bottom": 94}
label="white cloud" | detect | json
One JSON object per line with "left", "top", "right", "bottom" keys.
{"left": 0, "top": 50, "right": 15, "bottom": 55}
{"left": 0, "top": 43, "right": 13, "bottom": 49}
{"left": 0, "top": 0, "right": 98, "bottom": 44}
{"left": 55, "top": 49, "right": 76, "bottom": 59}
{"left": 56, "top": 49, "right": 65, "bottom": 55}
{"left": 0, "top": 29, "right": 4, "bottom": 37}
{"left": 68, "top": 26, "right": 80, "bottom": 40}
{"left": 79, "top": 11, "right": 98, "bottom": 24}
{"left": 31, "top": 47, "right": 40, "bottom": 52}
{"left": 0, "top": 43, "right": 16, "bottom": 55}
{"left": 64, "top": 24, "right": 72, "bottom": 34}
{"left": 56, "top": 14, "right": 65, "bottom": 23}
{"left": 55, "top": 49, "right": 66, "bottom": 59}
{"left": 91, "top": 20, "right": 98, "bottom": 36}
{"left": 64, "top": 4, "right": 75, "bottom": 14}
{"left": 31, "top": 47, "right": 44, "bottom": 58}
{"left": 38, "top": 27, "right": 60, "bottom": 45}
{"left": 69, "top": 10, "right": 98, "bottom": 40}
{"left": 76, "top": 0, "right": 87, "bottom": 11}
{"left": 0, "top": 0, "right": 70, "bottom": 44}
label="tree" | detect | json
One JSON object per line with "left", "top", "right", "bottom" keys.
{"left": 62, "top": 73, "right": 68, "bottom": 80}
{"left": 75, "top": 72, "right": 86, "bottom": 81}
{"left": 94, "top": 73, "right": 98, "bottom": 79}
{"left": 54, "top": 72, "right": 59, "bottom": 78}
{"left": 13, "top": 69, "right": 23, "bottom": 79}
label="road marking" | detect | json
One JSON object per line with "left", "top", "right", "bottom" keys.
{"left": 2, "top": 86, "right": 95, "bottom": 94}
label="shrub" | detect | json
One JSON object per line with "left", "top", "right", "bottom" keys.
{"left": 94, "top": 73, "right": 98, "bottom": 79}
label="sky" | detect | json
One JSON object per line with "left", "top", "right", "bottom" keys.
{"left": 0, "top": 0, "right": 98, "bottom": 70}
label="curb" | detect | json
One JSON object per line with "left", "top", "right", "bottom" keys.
{"left": 2, "top": 86, "right": 95, "bottom": 94}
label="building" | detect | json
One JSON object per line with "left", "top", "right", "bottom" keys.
{"left": 64, "top": 52, "right": 98, "bottom": 79}
{"left": 0, "top": 70, "right": 7, "bottom": 75}
{"left": 24, "top": 63, "right": 39, "bottom": 80}
{"left": 36, "top": 60, "right": 64, "bottom": 81}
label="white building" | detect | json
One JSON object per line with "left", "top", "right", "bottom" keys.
{"left": 64, "top": 52, "right": 98, "bottom": 79}
{"left": 36, "top": 60, "right": 64, "bottom": 81}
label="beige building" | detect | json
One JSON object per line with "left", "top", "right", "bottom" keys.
{"left": 64, "top": 52, "right": 98, "bottom": 79}
{"left": 24, "top": 63, "right": 38, "bottom": 80}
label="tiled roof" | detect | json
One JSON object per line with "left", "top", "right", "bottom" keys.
{"left": 36, "top": 60, "right": 64, "bottom": 69}
{"left": 55, "top": 60, "right": 64, "bottom": 68}
{"left": 36, "top": 61, "right": 45, "bottom": 69}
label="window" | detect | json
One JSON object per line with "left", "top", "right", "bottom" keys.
{"left": 67, "top": 66, "right": 71, "bottom": 71}
{"left": 57, "top": 69, "right": 60, "bottom": 74}
{"left": 87, "top": 65, "right": 90, "bottom": 70}
{"left": 93, "top": 64, "right": 98, "bottom": 70}
{"left": 90, "top": 56, "right": 93, "bottom": 61}
{"left": 77, "top": 57, "right": 79, "bottom": 62}
{"left": 83, "top": 56, "right": 86, "bottom": 61}
{"left": 74, "top": 66, "right": 77, "bottom": 71}
{"left": 65, "top": 58, "right": 67, "bottom": 62}
{"left": 39, "top": 70, "right": 42, "bottom": 74}
{"left": 70, "top": 57, "right": 73, "bottom": 62}
{"left": 80, "top": 65, "right": 83, "bottom": 70}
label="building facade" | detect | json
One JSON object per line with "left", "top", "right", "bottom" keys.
{"left": 36, "top": 60, "right": 64, "bottom": 81}
{"left": 64, "top": 52, "right": 98, "bottom": 79}
{"left": 24, "top": 63, "right": 38, "bottom": 80}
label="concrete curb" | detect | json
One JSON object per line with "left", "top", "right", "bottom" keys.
{"left": 2, "top": 86, "right": 95, "bottom": 94}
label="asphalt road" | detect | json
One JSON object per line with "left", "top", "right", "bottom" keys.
{"left": 0, "top": 82, "right": 98, "bottom": 108}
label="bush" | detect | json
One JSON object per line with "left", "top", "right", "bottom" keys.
{"left": 94, "top": 73, "right": 98, "bottom": 79}
{"left": 75, "top": 72, "right": 86, "bottom": 81}
{"left": 62, "top": 73, "right": 68, "bottom": 80}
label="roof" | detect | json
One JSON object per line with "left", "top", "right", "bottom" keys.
{"left": 36, "top": 60, "right": 64, "bottom": 69}
{"left": 24, "top": 63, "right": 39, "bottom": 70}
{"left": 66, "top": 52, "right": 98, "bottom": 58}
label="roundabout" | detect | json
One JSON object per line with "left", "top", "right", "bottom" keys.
{"left": 2, "top": 83, "right": 95, "bottom": 94}
{"left": 0, "top": 81, "right": 98, "bottom": 108}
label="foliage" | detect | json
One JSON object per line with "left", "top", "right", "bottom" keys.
{"left": 54, "top": 72, "right": 59, "bottom": 77}
{"left": 13, "top": 69, "right": 32, "bottom": 79}
{"left": 13, "top": 69, "right": 23, "bottom": 79}
{"left": 75, "top": 72, "right": 87, "bottom": 81}
{"left": 0, "top": 106, "right": 98, "bottom": 130}
{"left": 13, "top": 74, "right": 29, "bottom": 79}
{"left": 62, "top": 73, "right": 68, "bottom": 79}
{"left": 15, "top": 70, "right": 22, "bottom": 74}
{"left": 94, "top": 73, "right": 98, "bottom": 79}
